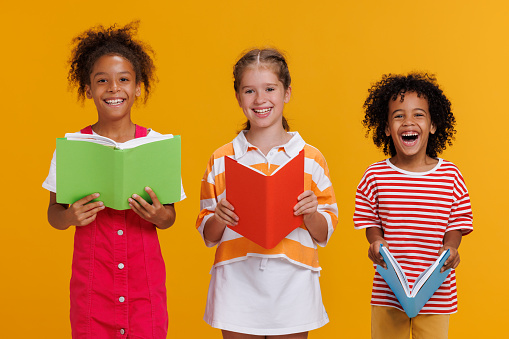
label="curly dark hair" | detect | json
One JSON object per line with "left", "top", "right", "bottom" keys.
{"left": 68, "top": 21, "right": 156, "bottom": 103}
{"left": 362, "top": 73, "right": 456, "bottom": 158}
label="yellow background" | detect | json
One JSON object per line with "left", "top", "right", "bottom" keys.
{"left": 1, "top": 0, "right": 506, "bottom": 337}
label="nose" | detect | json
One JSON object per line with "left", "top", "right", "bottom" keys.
{"left": 402, "top": 116, "right": 415, "bottom": 126}
{"left": 254, "top": 92, "right": 266, "bottom": 104}
{"left": 108, "top": 80, "right": 120, "bottom": 93}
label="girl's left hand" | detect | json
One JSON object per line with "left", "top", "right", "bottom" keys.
{"left": 438, "top": 246, "right": 460, "bottom": 272}
{"left": 129, "top": 187, "right": 176, "bottom": 229}
{"left": 293, "top": 190, "right": 318, "bottom": 221}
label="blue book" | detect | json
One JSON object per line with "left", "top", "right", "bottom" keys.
{"left": 376, "top": 244, "right": 451, "bottom": 318}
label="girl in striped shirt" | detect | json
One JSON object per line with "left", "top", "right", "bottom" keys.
{"left": 354, "top": 73, "right": 473, "bottom": 339}
{"left": 197, "top": 49, "right": 338, "bottom": 338}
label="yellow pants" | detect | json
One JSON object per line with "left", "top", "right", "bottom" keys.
{"left": 371, "top": 306, "right": 450, "bottom": 339}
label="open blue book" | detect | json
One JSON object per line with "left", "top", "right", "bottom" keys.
{"left": 376, "top": 244, "right": 451, "bottom": 318}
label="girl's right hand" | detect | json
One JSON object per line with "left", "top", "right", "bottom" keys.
{"left": 66, "top": 193, "right": 105, "bottom": 226}
{"left": 213, "top": 199, "right": 238, "bottom": 226}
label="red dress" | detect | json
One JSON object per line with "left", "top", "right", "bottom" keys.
{"left": 70, "top": 125, "right": 168, "bottom": 338}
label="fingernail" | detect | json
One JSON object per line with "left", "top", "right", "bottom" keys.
{"left": 132, "top": 194, "right": 138, "bottom": 198}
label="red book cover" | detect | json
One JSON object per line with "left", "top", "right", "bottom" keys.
{"left": 225, "top": 150, "right": 304, "bottom": 249}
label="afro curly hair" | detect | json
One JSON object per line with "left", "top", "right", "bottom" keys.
{"left": 362, "top": 73, "right": 456, "bottom": 158}
{"left": 68, "top": 21, "right": 156, "bottom": 103}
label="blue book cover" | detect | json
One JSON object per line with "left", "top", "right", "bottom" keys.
{"left": 376, "top": 244, "right": 451, "bottom": 318}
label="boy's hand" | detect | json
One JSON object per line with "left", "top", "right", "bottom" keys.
{"left": 368, "top": 239, "right": 389, "bottom": 269}
{"left": 366, "top": 227, "right": 388, "bottom": 268}
{"left": 439, "top": 230, "right": 462, "bottom": 272}
{"left": 129, "top": 187, "right": 175, "bottom": 229}
{"left": 213, "top": 198, "right": 238, "bottom": 226}
{"left": 66, "top": 193, "right": 105, "bottom": 226}
{"left": 439, "top": 246, "right": 460, "bottom": 272}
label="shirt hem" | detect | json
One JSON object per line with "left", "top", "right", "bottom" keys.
{"left": 204, "top": 316, "right": 329, "bottom": 335}
{"left": 211, "top": 253, "right": 322, "bottom": 272}
{"left": 370, "top": 303, "right": 458, "bottom": 315}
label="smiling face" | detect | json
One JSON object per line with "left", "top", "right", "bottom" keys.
{"left": 85, "top": 54, "right": 141, "bottom": 122}
{"left": 235, "top": 66, "right": 291, "bottom": 131}
{"left": 386, "top": 91, "right": 436, "bottom": 162}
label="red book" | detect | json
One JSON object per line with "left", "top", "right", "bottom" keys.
{"left": 225, "top": 150, "right": 304, "bottom": 249}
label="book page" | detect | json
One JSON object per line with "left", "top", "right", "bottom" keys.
{"left": 410, "top": 250, "right": 449, "bottom": 297}
{"left": 382, "top": 247, "right": 411, "bottom": 296}
{"left": 64, "top": 133, "right": 174, "bottom": 150}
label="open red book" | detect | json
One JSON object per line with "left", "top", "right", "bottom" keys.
{"left": 225, "top": 150, "right": 304, "bottom": 249}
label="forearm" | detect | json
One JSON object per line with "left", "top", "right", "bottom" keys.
{"left": 48, "top": 203, "right": 72, "bottom": 230}
{"left": 154, "top": 205, "right": 176, "bottom": 229}
{"left": 304, "top": 212, "right": 328, "bottom": 244}
{"left": 366, "top": 226, "right": 385, "bottom": 244}
{"left": 203, "top": 215, "right": 228, "bottom": 244}
{"left": 443, "top": 230, "right": 462, "bottom": 249}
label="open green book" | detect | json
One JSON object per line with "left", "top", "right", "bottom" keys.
{"left": 56, "top": 133, "right": 181, "bottom": 210}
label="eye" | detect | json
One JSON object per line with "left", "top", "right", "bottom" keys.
{"left": 120, "top": 77, "right": 130, "bottom": 82}
{"left": 244, "top": 89, "right": 254, "bottom": 94}
{"left": 266, "top": 87, "right": 275, "bottom": 92}
{"left": 97, "top": 79, "right": 107, "bottom": 83}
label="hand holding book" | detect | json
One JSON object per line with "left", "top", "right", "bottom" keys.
{"left": 366, "top": 227, "right": 389, "bottom": 268}
{"left": 128, "top": 187, "right": 176, "bottom": 229}
{"left": 376, "top": 244, "right": 452, "bottom": 318}
{"left": 438, "top": 229, "right": 463, "bottom": 272}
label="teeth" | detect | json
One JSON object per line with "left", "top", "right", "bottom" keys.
{"left": 402, "top": 132, "right": 418, "bottom": 137}
{"left": 254, "top": 108, "right": 271, "bottom": 113}
{"left": 106, "top": 99, "right": 124, "bottom": 105}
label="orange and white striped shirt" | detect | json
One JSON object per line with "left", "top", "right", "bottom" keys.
{"left": 196, "top": 131, "right": 338, "bottom": 271}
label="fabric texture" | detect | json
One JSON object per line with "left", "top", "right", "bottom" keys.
{"left": 196, "top": 131, "right": 338, "bottom": 271}
{"left": 197, "top": 131, "right": 337, "bottom": 334}
{"left": 371, "top": 305, "right": 450, "bottom": 339}
{"left": 353, "top": 159, "right": 473, "bottom": 315}
{"left": 204, "top": 257, "right": 328, "bottom": 335}
{"left": 43, "top": 126, "right": 184, "bottom": 338}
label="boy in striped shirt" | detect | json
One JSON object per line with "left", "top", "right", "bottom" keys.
{"left": 354, "top": 73, "right": 473, "bottom": 339}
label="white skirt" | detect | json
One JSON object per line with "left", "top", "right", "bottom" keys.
{"left": 204, "top": 256, "right": 329, "bottom": 335}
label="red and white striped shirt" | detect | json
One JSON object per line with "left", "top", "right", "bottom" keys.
{"left": 353, "top": 159, "right": 473, "bottom": 314}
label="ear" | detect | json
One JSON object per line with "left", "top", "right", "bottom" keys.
{"left": 430, "top": 121, "right": 437, "bottom": 134}
{"left": 235, "top": 92, "right": 242, "bottom": 107}
{"left": 135, "top": 83, "right": 141, "bottom": 97}
{"left": 85, "top": 84, "right": 93, "bottom": 99}
{"left": 284, "top": 86, "right": 292, "bottom": 104}
{"left": 385, "top": 123, "right": 391, "bottom": 137}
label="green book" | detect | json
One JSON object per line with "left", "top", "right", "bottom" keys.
{"left": 56, "top": 133, "right": 181, "bottom": 210}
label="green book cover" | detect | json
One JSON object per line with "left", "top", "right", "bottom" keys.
{"left": 56, "top": 135, "right": 181, "bottom": 210}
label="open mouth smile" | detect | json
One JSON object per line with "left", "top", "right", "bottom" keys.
{"left": 252, "top": 107, "right": 272, "bottom": 116}
{"left": 105, "top": 98, "right": 126, "bottom": 106}
{"left": 401, "top": 132, "right": 419, "bottom": 146}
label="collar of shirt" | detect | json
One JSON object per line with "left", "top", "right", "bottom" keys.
{"left": 232, "top": 130, "right": 305, "bottom": 160}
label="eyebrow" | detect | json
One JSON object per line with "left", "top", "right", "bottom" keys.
{"left": 391, "top": 107, "right": 428, "bottom": 114}
{"left": 92, "top": 71, "right": 133, "bottom": 79}
{"left": 240, "top": 83, "right": 279, "bottom": 90}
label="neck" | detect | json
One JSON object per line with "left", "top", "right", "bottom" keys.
{"left": 389, "top": 154, "right": 438, "bottom": 172}
{"left": 244, "top": 125, "right": 291, "bottom": 155}
{"left": 92, "top": 119, "right": 136, "bottom": 143}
